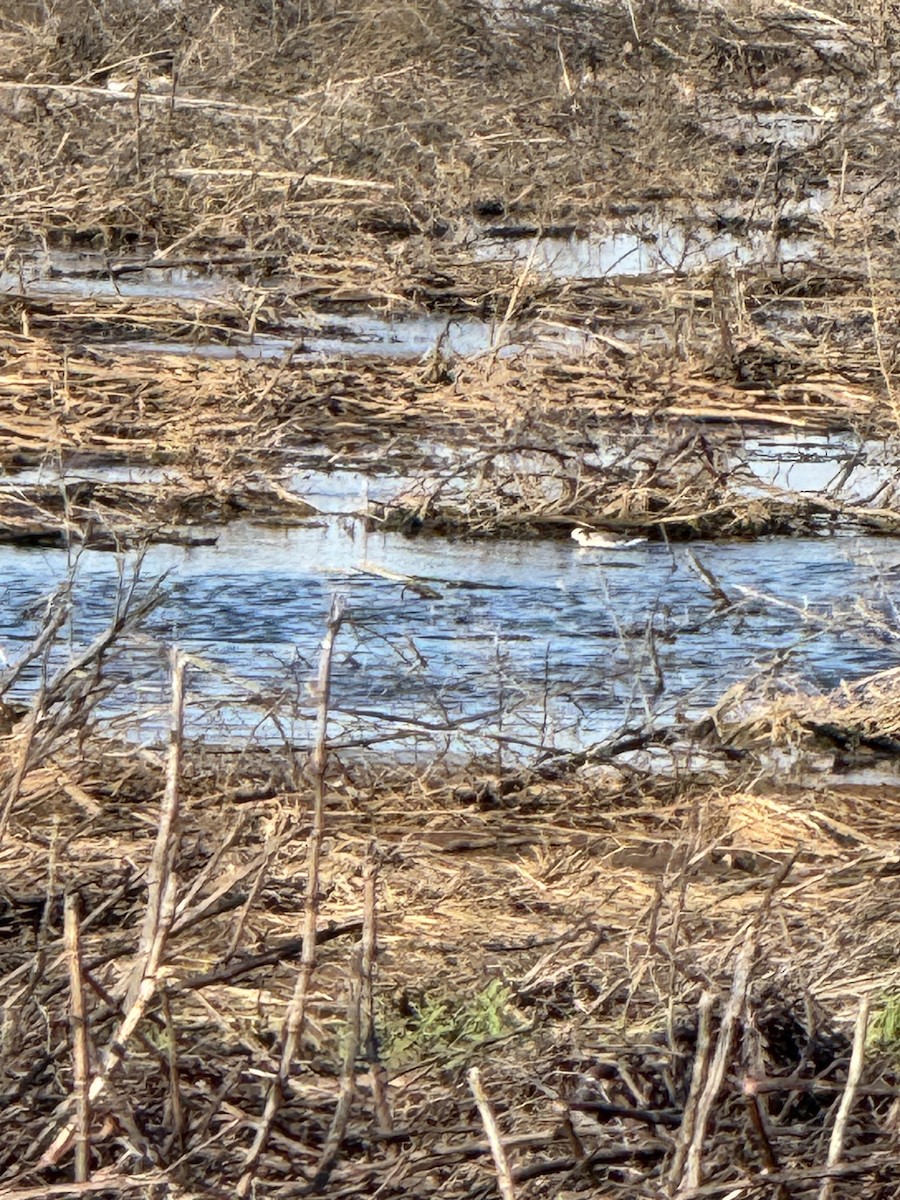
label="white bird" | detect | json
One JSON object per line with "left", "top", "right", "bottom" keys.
{"left": 571, "top": 527, "right": 648, "bottom": 549}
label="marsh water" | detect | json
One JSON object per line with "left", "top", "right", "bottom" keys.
{"left": 0, "top": 227, "right": 819, "bottom": 367}
{"left": 1, "top": 518, "right": 898, "bottom": 758}
{"left": 3, "top": 245, "right": 899, "bottom": 759}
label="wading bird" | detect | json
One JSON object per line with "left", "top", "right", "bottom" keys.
{"left": 571, "top": 527, "right": 648, "bottom": 549}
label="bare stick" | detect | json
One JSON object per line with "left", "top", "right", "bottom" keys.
{"left": 64, "top": 893, "right": 91, "bottom": 1183}
{"left": 41, "top": 874, "right": 180, "bottom": 1166}
{"left": 1, "top": 571, "right": 165, "bottom": 842}
{"left": 361, "top": 854, "right": 393, "bottom": 1135}
{"left": 743, "top": 1088, "right": 785, "bottom": 1190}
{"left": 680, "top": 933, "right": 756, "bottom": 1194}
{"left": 468, "top": 1068, "right": 517, "bottom": 1200}
{"left": 0, "top": 587, "right": 69, "bottom": 699}
{"left": 160, "top": 986, "right": 186, "bottom": 1157}
{"left": 0, "top": 702, "right": 43, "bottom": 843}
{"left": 674, "top": 855, "right": 797, "bottom": 1196}
{"left": 172, "top": 919, "right": 362, "bottom": 992}
{"left": 309, "top": 953, "right": 362, "bottom": 1188}
{"left": 819, "top": 996, "right": 870, "bottom": 1200}
{"left": 39, "top": 652, "right": 186, "bottom": 1169}
{"left": 124, "top": 649, "right": 186, "bottom": 1012}
{"left": 667, "top": 991, "right": 715, "bottom": 1193}
{"left": 237, "top": 595, "right": 346, "bottom": 1197}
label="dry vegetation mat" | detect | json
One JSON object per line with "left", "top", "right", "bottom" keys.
{"left": 0, "top": 590, "right": 899, "bottom": 1197}
{"left": 1, "top": 326, "right": 899, "bottom": 544}
{"left": 4, "top": 0, "right": 900, "bottom": 542}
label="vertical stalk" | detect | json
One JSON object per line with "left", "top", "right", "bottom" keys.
{"left": 64, "top": 893, "right": 91, "bottom": 1183}
{"left": 237, "top": 595, "right": 346, "bottom": 1197}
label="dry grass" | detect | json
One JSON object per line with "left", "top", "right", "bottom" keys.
{"left": 0, "top": 644, "right": 899, "bottom": 1196}
{"left": 0, "top": 323, "right": 897, "bottom": 543}
{"left": 1, "top": 7, "right": 900, "bottom": 1190}
{"left": 3, "top": 0, "right": 900, "bottom": 536}
{"left": 0, "top": 2, "right": 893, "bottom": 262}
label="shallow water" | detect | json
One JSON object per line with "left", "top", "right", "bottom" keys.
{"left": 0, "top": 463, "right": 171, "bottom": 488}
{"left": 104, "top": 314, "right": 589, "bottom": 362}
{"left": 701, "top": 112, "right": 834, "bottom": 150}
{"left": 1, "top": 522, "right": 898, "bottom": 760}
{"left": 0, "top": 251, "right": 229, "bottom": 303}
{"left": 735, "top": 432, "right": 896, "bottom": 502}
{"left": 474, "top": 225, "right": 817, "bottom": 279}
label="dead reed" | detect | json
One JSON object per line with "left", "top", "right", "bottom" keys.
{"left": 1, "top": 5, "right": 900, "bottom": 1187}
{"left": 0, "top": 583, "right": 898, "bottom": 1197}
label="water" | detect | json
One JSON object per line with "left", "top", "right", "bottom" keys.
{"left": 735, "top": 433, "right": 897, "bottom": 502}
{"left": 0, "top": 248, "right": 588, "bottom": 360}
{"left": 1, "top": 522, "right": 898, "bottom": 759}
{"left": 0, "top": 251, "right": 230, "bottom": 303}
{"left": 474, "top": 225, "right": 817, "bottom": 280}
{"left": 0, "top": 463, "right": 170, "bottom": 488}
{"left": 3, "top": 231, "right": 821, "bottom": 354}
{"left": 103, "top": 315, "right": 588, "bottom": 362}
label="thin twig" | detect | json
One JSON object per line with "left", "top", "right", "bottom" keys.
{"left": 124, "top": 649, "right": 186, "bottom": 1011}
{"left": 668, "top": 991, "right": 715, "bottom": 1193}
{"left": 160, "top": 986, "right": 186, "bottom": 1158}
{"left": 819, "top": 996, "right": 870, "bottom": 1200}
{"left": 237, "top": 595, "right": 346, "bottom": 1197}
{"left": 307, "top": 951, "right": 363, "bottom": 1191}
{"left": 64, "top": 893, "right": 91, "bottom": 1184}
{"left": 38, "top": 651, "right": 186, "bottom": 1169}
{"left": 675, "top": 855, "right": 798, "bottom": 1195}
{"left": 681, "top": 940, "right": 755, "bottom": 1190}
{"left": 361, "top": 854, "right": 393, "bottom": 1136}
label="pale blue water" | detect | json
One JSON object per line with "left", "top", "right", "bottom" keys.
{"left": 0, "top": 522, "right": 898, "bottom": 759}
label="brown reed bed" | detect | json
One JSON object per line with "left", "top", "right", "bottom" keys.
{"left": 1, "top": 318, "right": 898, "bottom": 545}
{"left": 0, "top": 0, "right": 895, "bottom": 260}
{"left": 708, "top": 659, "right": 900, "bottom": 766}
{"left": 0, "top": 594, "right": 898, "bottom": 1198}
{"left": 5, "top": 0, "right": 900, "bottom": 543}
{"left": 0, "top": 0, "right": 898, "bottom": 368}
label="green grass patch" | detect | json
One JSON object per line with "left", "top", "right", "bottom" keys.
{"left": 380, "top": 980, "right": 520, "bottom": 1067}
